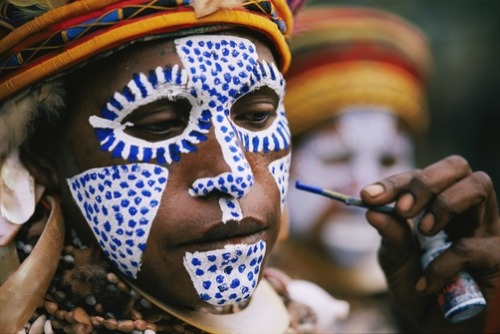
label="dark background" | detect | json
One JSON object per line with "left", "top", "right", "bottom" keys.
{"left": 304, "top": 0, "right": 500, "bottom": 192}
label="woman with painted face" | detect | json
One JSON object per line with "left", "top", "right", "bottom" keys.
{"left": 0, "top": 1, "right": 498, "bottom": 334}
{"left": 271, "top": 7, "right": 433, "bottom": 332}
{"left": 0, "top": 0, "right": 317, "bottom": 332}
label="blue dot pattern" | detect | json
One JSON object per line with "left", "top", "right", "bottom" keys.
{"left": 176, "top": 35, "right": 291, "bottom": 204}
{"left": 268, "top": 152, "right": 291, "bottom": 210}
{"left": 67, "top": 163, "right": 168, "bottom": 278}
{"left": 219, "top": 197, "right": 243, "bottom": 223}
{"left": 183, "top": 240, "right": 266, "bottom": 306}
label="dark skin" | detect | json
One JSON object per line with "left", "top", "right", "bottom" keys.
{"left": 24, "top": 30, "right": 286, "bottom": 310}
{"left": 361, "top": 155, "right": 500, "bottom": 332}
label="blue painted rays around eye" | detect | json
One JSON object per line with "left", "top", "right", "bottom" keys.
{"left": 90, "top": 35, "right": 290, "bottom": 169}
{"left": 89, "top": 65, "right": 207, "bottom": 164}
{"left": 67, "top": 163, "right": 168, "bottom": 278}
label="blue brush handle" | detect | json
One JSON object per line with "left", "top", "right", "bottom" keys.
{"left": 295, "top": 180, "right": 395, "bottom": 215}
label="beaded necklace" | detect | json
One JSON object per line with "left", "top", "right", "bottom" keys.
{"left": 12, "top": 199, "right": 316, "bottom": 334}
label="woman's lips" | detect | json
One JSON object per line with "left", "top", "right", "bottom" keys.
{"left": 177, "top": 218, "right": 268, "bottom": 250}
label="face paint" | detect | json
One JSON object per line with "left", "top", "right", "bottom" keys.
{"left": 67, "top": 163, "right": 168, "bottom": 278}
{"left": 269, "top": 152, "right": 291, "bottom": 210}
{"left": 70, "top": 36, "right": 288, "bottom": 283}
{"left": 89, "top": 35, "right": 290, "bottom": 224}
{"left": 88, "top": 64, "right": 198, "bottom": 164}
{"left": 177, "top": 35, "right": 289, "bottom": 223}
{"left": 183, "top": 240, "right": 266, "bottom": 306}
{"left": 289, "top": 109, "right": 414, "bottom": 235}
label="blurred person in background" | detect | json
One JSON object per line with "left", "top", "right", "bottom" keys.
{"left": 270, "top": 5, "right": 433, "bottom": 332}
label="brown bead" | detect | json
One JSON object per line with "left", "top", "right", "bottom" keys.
{"left": 134, "top": 319, "right": 147, "bottom": 331}
{"left": 26, "top": 220, "right": 46, "bottom": 241}
{"left": 64, "top": 245, "right": 75, "bottom": 254}
{"left": 51, "top": 319, "right": 65, "bottom": 330}
{"left": 73, "top": 307, "right": 91, "bottom": 325}
{"left": 117, "top": 320, "right": 135, "bottom": 332}
{"left": 95, "top": 303, "right": 104, "bottom": 313}
{"left": 44, "top": 300, "right": 59, "bottom": 314}
{"left": 144, "top": 312, "right": 162, "bottom": 323}
{"left": 64, "top": 310, "right": 75, "bottom": 324}
{"left": 106, "top": 272, "right": 120, "bottom": 284}
{"left": 131, "top": 309, "right": 143, "bottom": 321}
{"left": 54, "top": 290, "right": 67, "bottom": 303}
{"left": 55, "top": 309, "right": 67, "bottom": 320}
{"left": 63, "top": 323, "right": 92, "bottom": 334}
{"left": 44, "top": 293, "right": 56, "bottom": 302}
{"left": 103, "top": 318, "right": 118, "bottom": 331}
{"left": 116, "top": 281, "right": 127, "bottom": 291}
{"left": 91, "top": 316, "right": 104, "bottom": 328}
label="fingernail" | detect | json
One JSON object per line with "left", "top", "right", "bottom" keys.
{"left": 363, "top": 184, "right": 385, "bottom": 197}
{"left": 415, "top": 277, "right": 427, "bottom": 292}
{"left": 397, "top": 193, "right": 414, "bottom": 212}
{"left": 419, "top": 213, "right": 435, "bottom": 233}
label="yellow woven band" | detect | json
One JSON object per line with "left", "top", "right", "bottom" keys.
{"left": 285, "top": 60, "right": 429, "bottom": 136}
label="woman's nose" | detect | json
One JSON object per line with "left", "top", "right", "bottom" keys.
{"left": 349, "top": 157, "right": 382, "bottom": 195}
{"left": 189, "top": 118, "right": 254, "bottom": 199}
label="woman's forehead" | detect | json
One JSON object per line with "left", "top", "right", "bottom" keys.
{"left": 95, "top": 32, "right": 273, "bottom": 70}
{"left": 70, "top": 33, "right": 276, "bottom": 100}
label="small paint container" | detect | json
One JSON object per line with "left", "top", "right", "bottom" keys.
{"left": 437, "top": 270, "right": 486, "bottom": 323}
{"left": 419, "top": 231, "right": 486, "bottom": 323}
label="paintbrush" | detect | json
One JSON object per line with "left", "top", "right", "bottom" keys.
{"left": 295, "top": 180, "right": 395, "bottom": 214}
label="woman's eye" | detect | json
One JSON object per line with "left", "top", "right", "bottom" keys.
{"left": 124, "top": 98, "right": 191, "bottom": 141}
{"left": 380, "top": 155, "right": 397, "bottom": 167}
{"left": 133, "top": 118, "right": 185, "bottom": 134}
{"left": 232, "top": 87, "right": 279, "bottom": 130}
{"left": 321, "top": 152, "right": 351, "bottom": 165}
{"left": 236, "top": 108, "right": 273, "bottom": 124}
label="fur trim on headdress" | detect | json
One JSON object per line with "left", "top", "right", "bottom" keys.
{"left": 0, "top": 0, "right": 67, "bottom": 24}
{"left": 0, "top": 81, "right": 64, "bottom": 160}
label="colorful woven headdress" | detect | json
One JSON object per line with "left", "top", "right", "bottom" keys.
{"left": 0, "top": 0, "right": 299, "bottom": 158}
{"left": 285, "top": 6, "right": 432, "bottom": 136}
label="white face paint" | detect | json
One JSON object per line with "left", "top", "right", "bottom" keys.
{"left": 288, "top": 108, "right": 414, "bottom": 265}
{"left": 68, "top": 36, "right": 290, "bottom": 287}
{"left": 67, "top": 164, "right": 168, "bottom": 278}
{"left": 183, "top": 240, "right": 266, "bottom": 306}
{"left": 175, "top": 35, "right": 290, "bottom": 223}
{"left": 269, "top": 152, "right": 291, "bottom": 211}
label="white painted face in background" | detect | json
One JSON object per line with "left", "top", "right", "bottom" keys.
{"left": 288, "top": 108, "right": 414, "bottom": 266}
